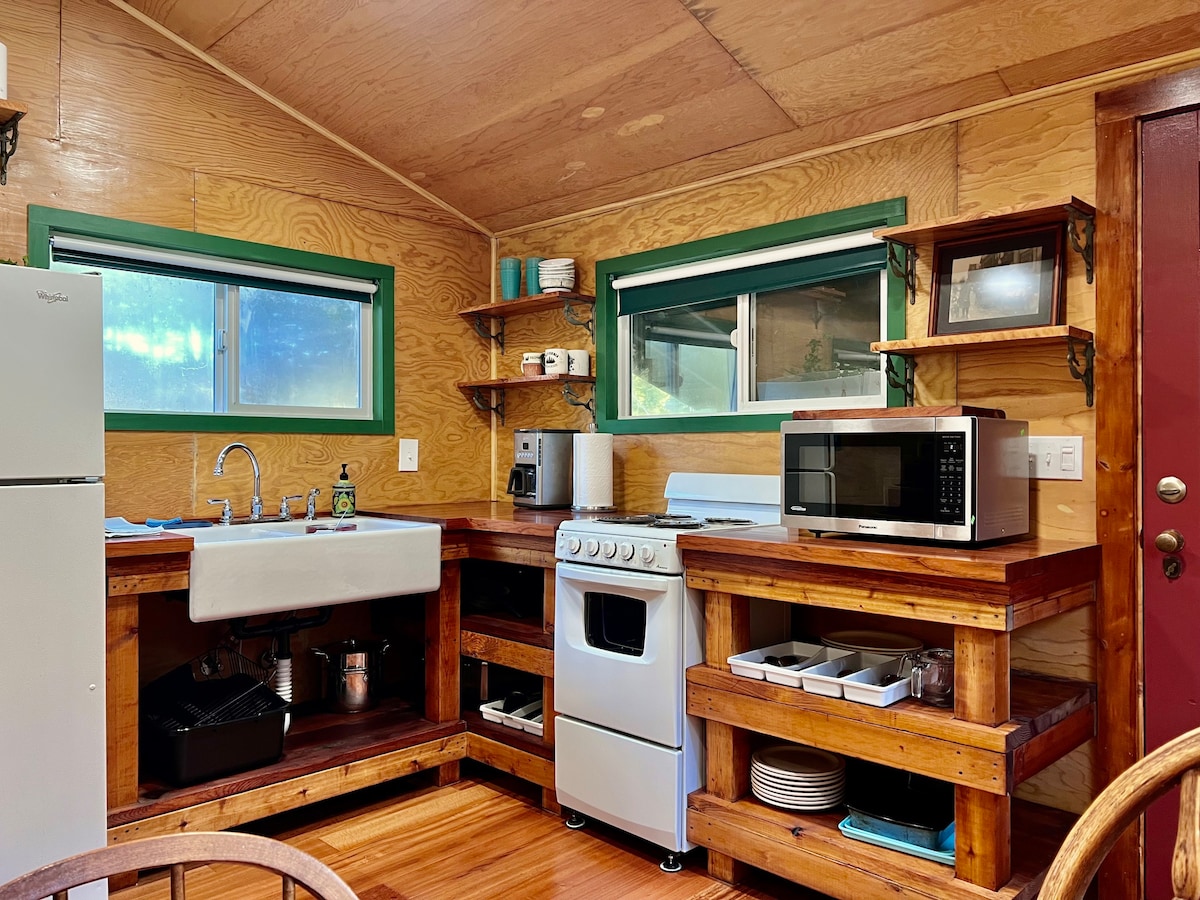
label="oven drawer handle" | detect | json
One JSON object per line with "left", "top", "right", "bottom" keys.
{"left": 556, "top": 560, "right": 677, "bottom": 592}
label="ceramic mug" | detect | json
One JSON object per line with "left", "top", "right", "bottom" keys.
{"left": 543, "top": 348, "right": 568, "bottom": 375}
{"left": 567, "top": 349, "right": 590, "bottom": 376}
{"left": 522, "top": 352, "right": 544, "bottom": 376}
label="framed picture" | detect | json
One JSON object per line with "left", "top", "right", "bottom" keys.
{"left": 929, "top": 226, "right": 1066, "bottom": 336}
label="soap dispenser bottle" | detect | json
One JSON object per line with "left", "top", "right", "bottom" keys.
{"left": 332, "top": 463, "right": 356, "bottom": 518}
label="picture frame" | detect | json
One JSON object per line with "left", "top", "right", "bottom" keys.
{"left": 929, "top": 226, "right": 1066, "bottom": 336}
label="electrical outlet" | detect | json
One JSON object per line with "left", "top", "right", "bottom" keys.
{"left": 1028, "top": 436, "right": 1084, "bottom": 481}
{"left": 399, "top": 439, "right": 418, "bottom": 472}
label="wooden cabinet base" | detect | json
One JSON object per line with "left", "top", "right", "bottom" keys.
{"left": 109, "top": 733, "right": 467, "bottom": 843}
{"left": 688, "top": 792, "right": 1075, "bottom": 900}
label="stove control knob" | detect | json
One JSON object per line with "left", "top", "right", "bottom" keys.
{"left": 639, "top": 545, "right": 655, "bottom": 564}
{"left": 566, "top": 537, "right": 581, "bottom": 554}
{"left": 601, "top": 540, "right": 617, "bottom": 558}
{"left": 618, "top": 542, "right": 635, "bottom": 560}
{"left": 584, "top": 539, "right": 599, "bottom": 557}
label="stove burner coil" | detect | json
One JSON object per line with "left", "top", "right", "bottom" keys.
{"left": 702, "top": 517, "right": 756, "bottom": 525}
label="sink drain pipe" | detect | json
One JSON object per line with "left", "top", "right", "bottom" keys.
{"left": 230, "top": 608, "right": 333, "bottom": 733}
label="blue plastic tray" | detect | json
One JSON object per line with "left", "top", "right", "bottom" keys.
{"left": 838, "top": 816, "right": 955, "bottom": 866}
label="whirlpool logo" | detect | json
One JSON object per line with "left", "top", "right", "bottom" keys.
{"left": 37, "top": 290, "right": 69, "bottom": 303}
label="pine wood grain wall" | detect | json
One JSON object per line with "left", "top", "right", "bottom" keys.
{"left": 0, "top": 0, "right": 494, "bottom": 519}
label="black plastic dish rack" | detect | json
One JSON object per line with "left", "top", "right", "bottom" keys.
{"left": 141, "top": 648, "right": 287, "bottom": 787}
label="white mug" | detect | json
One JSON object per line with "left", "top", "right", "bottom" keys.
{"left": 521, "top": 352, "right": 544, "bottom": 376}
{"left": 543, "top": 348, "right": 568, "bottom": 375}
{"left": 567, "top": 349, "right": 590, "bottom": 376}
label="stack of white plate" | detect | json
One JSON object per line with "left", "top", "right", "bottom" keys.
{"left": 539, "top": 258, "right": 575, "bottom": 293}
{"left": 750, "top": 744, "right": 846, "bottom": 811}
{"left": 821, "top": 630, "right": 922, "bottom": 657}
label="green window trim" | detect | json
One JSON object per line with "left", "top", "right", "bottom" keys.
{"left": 27, "top": 205, "right": 395, "bottom": 435}
{"left": 595, "top": 198, "right": 908, "bottom": 435}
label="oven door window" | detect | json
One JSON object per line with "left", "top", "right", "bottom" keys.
{"left": 784, "top": 431, "right": 964, "bottom": 525}
{"left": 584, "top": 592, "right": 647, "bottom": 657}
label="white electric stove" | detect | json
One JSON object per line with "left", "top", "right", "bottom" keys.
{"left": 553, "top": 473, "right": 780, "bottom": 872}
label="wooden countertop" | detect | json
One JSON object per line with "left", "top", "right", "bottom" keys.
{"left": 358, "top": 501, "right": 609, "bottom": 537}
{"left": 105, "top": 531, "right": 194, "bottom": 558}
{"left": 677, "top": 525, "right": 1101, "bottom": 585}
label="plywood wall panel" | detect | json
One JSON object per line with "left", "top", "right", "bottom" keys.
{"left": 1015, "top": 743, "right": 1095, "bottom": 815}
{"left": 5, "top": 0, "right": 62, "bottom": 141}
{"left": 104, "top": 432, "right": 197, "bottom": 517}
{"left": 0, "top": 137, "right": 198, "bottom": 260}
{"left": 58, "top": 0, "right": 469, "bottom": 230}
{"left": 957, "top": 91, "right": 1096, "bottom": 215}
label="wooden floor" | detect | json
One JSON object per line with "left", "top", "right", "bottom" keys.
{"left": 111, "top": 767, "right": 831, "bottom": 899}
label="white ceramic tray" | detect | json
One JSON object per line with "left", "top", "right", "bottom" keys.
{"left": 840, "top": 659, "right": 912, "bottom": 707}
{"left": 800, "top": 652, "right": 895, "bottom": 698}
{"left": 727, "top": 641, "right": 826, "bottom": 682}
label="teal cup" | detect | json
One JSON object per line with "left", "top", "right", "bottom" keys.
{"left": 525, "top": 257, "right": 545, "bottom": 295}
{"left": 499, "top": 257, "right": 521, "bottom": 300}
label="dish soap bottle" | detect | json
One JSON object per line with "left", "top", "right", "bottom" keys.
{"left": 332, "top": 463, "right": 356, "bottom": 518}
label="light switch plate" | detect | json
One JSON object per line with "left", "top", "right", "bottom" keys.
{"left": 399, "top": 439, "right": 418, "bottom": 472}
{"left": 1028, "top": 436, "right": 1084, "bottom": 481}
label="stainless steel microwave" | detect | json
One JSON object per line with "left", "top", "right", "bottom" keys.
{"left": 780, "top": 415, "right": 1029, "bottom": 543}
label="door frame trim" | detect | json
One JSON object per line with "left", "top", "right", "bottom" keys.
{"left": 1095, "top": 65, "right": 1200, "bottom": 900}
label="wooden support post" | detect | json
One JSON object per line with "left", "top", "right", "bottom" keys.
{"left": 955, "top": 787, "right": 1011, "bottom": 890}
{"left": 954, "top": 626, "right": 1010, "bottom": 727}
{"left": 427, "top": 559, "right": 461, "bottom": 786}
{"left": 106, "top": 593, "right": 140, "bottom": 813}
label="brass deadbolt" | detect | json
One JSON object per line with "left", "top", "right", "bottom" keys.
{"left": 1155, "top": 530, "right": 1185, "bottom": 554}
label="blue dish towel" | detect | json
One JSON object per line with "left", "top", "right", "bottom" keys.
{"left": 104, "top": 516, "right": 164, "bottom": 538}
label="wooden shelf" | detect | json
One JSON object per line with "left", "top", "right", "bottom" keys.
{"left": 687, "top": 792, "right": 1074, "bottom": 900}
{"left": 870, "top": 324, "right": 1095, "bottom": 408}
{"left": 0, "top": 99, "right": 28, "bottom": 127}
{"left": 457, "top": 373, "right": 593, "bottom": 392}
{"left": 457, "top": 291, "right": 594, "bottom": 319}
{"left": 873, "top": 197, "right": 1095, "bottom": 247}
{"left": 686, "top": 666, "right": 1095, "bottom": 793}
{"left": 109, "top": 697, "right": 464, "bottom": 832}
{"left": 871, "top": 325, "right": 1093, "bottom": 356}
{"left": 461, "top": 612, "right": 553, "bottom": 649}
{"left": 461, "top": 629, "right": 554, "bottom": 676}
{"left": 463, "top": 710, "right": 553, "bottom": 760}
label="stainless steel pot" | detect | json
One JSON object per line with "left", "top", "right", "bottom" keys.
{"left": 311, "top": 638, "right": 390, "bottom": 713}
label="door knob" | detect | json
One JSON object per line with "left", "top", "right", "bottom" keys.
{"left": 1155, "top": 530, "right": 1185, "bottom": 553}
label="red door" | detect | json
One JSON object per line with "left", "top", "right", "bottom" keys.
{"left": 1142, "top": 106, "right": 1200, "bottom": 898}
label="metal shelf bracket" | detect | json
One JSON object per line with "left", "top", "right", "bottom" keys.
{"left": 0, "top": 111, "right": 25, "bottom": 186}
{"left": 469, "top": 387, "right": 506, "bottom": 424}
{"left": 562, "top": 299, "right": 594, "bottom": 338}
{"left": 885, "top": 240, "right": 918, "bottom": 305}
{"left": 1065, "top": 206, "right": 1095, "bottom": 285}
{"left": 883, "top": 352, "right": 917, "bottom": 406}
{"left": 1066, "top": 335, "right": 1095, "bottom": 408}
{"left": 562, "top": 382, "right": 596, "bottom": 422}
{"left": 469, "top": 314, "right": 506, "bottom": 354}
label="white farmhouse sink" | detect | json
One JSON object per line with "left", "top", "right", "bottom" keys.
{"left": 168, "top": 517, "right": 442, "bottom": 623}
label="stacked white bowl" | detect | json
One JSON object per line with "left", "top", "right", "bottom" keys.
{"left": 539, "top": 258, "right": 575, "bottom": 293}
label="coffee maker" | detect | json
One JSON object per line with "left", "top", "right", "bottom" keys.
{"left": 507, "top": 428, "right": 576, "bottom": 509}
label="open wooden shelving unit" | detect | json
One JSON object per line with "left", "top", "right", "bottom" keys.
{"left": 678, "top": 528, "right": 1101, "bottom": 900}
{"left": 457, "top": 291, "right": 597, "bottom": 423}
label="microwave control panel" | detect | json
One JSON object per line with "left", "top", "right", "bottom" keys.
{"left": 937, "top": 434, "right": 966, "bottom": 523}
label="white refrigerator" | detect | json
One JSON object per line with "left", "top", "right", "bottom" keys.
{"left": 0, "top": 263, "right": 107, "bottom": 896}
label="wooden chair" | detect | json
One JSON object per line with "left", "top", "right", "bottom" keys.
{"left": 0, "top": 831, "right": 360, "bottom": 900}
{"left": 1041, "top": 725, "right": 1200, "bottom": 900}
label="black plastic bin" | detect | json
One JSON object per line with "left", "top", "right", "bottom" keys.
{"left": 141, "top": 660, "right": 288, "bottom": 787}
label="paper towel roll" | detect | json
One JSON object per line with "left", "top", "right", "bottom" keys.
{"left": 572, "top": 432, "right": 614, "bottom": 511}
{"left": 0, "top": 43, "right": 7, "bottom": 101}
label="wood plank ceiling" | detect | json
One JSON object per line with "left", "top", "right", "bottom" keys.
{"left": 125, "top": 0, "right": 1200, "bottom": 233}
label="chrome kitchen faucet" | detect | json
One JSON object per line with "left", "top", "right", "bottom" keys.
{"left": 213, "top": 442, "right": 263, "bottom": 522}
